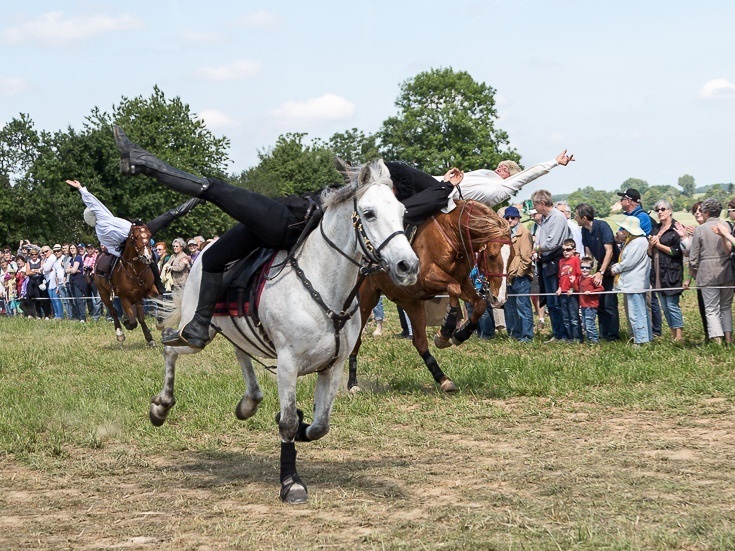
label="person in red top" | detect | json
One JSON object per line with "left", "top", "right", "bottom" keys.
{"left": 579, "top": 256, "right": 604, "bottom": 343}
{"left": 556, "top": 238, "right": 583, "bottom": 342}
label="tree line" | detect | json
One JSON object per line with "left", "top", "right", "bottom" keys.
{"left": 1, "top": 68, "right": 728, "bottom": 247}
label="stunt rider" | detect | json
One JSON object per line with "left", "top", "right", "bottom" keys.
{"left": 66, "top": 179, "right": 202, "bottom": 294}
{"left": 112, "top": 126, "right": 464, "bottom": 350}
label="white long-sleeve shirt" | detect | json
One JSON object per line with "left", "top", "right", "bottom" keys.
{"left": 79, "top": 187, "right": 132, "bottom": 257}
{"left": 435, "top": 158, "right": 560, "bottom": 211}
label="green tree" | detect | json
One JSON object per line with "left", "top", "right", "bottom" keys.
{"left": 566, "top": 187, "right": 615, "bottom": 218}
{"left": 379, "top": 67, "right": 519, "bottom": 173}
{"left": 3, "top": 86, "right": 235, "bottom": 245}
{"left": 620, "top": 177, "right": 649, "bottom": 195}
{"left": 678, "top": 174, "right": 695, "bottom": 197}
{"left": 327, "top": 128, "right": 379, "bottom": 166}
{"left": 235, "top": 133, "right": 341, "bottom": 198}
{"left": 642, "top": 185, "right": 680, "bottom": 210}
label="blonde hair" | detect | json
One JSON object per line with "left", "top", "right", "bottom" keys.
{"left": 497, "top": 160, "right": 521, "bottom": 176}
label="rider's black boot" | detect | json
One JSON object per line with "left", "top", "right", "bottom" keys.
{"left": 161, "top": 271, "right": 222, "bottom": 349}
{"left": 113, "top": 126, "right": 210, "bottom": 197}
{"left": 169, "top": 197, "right": 205, "bottom": 217}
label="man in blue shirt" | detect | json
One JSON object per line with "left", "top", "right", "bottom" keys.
{"left": 575, "top": 203, "right": 620, "bottom": 341}
{"left": 617, "top": 188, "right": 653, "bottom": 236}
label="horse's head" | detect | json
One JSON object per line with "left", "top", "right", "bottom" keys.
{"left": 324, "top": 160, "right": 418, "bottom": 286}
{"left": 460, "top": 202, "right": 514, "bottom": 307}
{"left": 127, "top": 224, "right": 153, "bottom": 265}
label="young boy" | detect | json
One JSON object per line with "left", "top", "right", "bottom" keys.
{"left": 579, "top": 256, "right": 604, "bottom": 344}
{"left": 556, "top": 238, "right": 583, "bottom": 342}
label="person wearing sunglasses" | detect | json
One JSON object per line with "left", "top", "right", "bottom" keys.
{"left": 578, "top": 256, "right": 604, "bottom": 344}
{"left": 502, "top": 206, "right": 534, "bottom": 343}
{"left": 648, "top": 200, "right": 684, "bottom": 343}
{"left": 555, "top": 238, "right": 583, "bottom": 342}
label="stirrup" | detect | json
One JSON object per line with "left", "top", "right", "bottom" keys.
{"left": 161, "top": 326, "right": 207, "bottom": 349}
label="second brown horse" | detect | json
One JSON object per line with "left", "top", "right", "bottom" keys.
{"left": 348, "top": 200, "right": 514, "bottom": 392}
{"left": 95, "top": 224, "right": 158, "bottom": 346}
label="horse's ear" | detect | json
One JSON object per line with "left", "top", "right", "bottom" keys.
{"left": 358, "top": 162, "right": 373, "bottom": 187}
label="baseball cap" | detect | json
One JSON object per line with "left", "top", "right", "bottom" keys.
{"left": 187, "top": 239, "right": 197, "bottom": 246}
{"left": 617, "top": 188, "right": 641, "bottom": 203}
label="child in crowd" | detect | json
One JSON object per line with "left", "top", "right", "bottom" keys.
{"left": 556, "top": 238, "right": 583, "bottom": 342}
{"left": 579, "top": 256, "right": 604, "bottom": 344}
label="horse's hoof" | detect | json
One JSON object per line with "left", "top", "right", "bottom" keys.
{"left": 149, "top": 411, "right": 166, "bottom": 427}
{"left": 147, "top": 340, "right": 157, "bottom": 347}
{"left": 439, "top": 378, "right": 458, "bottom": 393}
{"left": 348, "top": 385, "right": 362, "bottom": 394}
{"left": 116, "top": 334, "right": 125, "bottom": 343}
{"left": 280, "top": 476, "right": 308, "bottom": 504}
{"left": 434, "top": 332, "right": 452, "bottom": 349}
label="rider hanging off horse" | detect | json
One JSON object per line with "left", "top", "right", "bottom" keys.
{"left": 111, "top": 125, "right": 573, "bottom": 350}
{"left": 66, "top": 178, "right": 202, "bottom": 295}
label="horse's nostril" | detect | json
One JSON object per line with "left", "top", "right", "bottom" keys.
{"left": 397, "top": 260, "right": 409, "bottom": 273}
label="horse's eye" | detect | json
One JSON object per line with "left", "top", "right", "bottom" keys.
{"left": 363, "top": 209, "right": 377, "bottom": 221}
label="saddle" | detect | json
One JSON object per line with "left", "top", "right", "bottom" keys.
{"left": 94, "top": 252, "right": 118, "bottom": 280}
{"left": 213, "top": 248, "right": 278, "bottom": 319}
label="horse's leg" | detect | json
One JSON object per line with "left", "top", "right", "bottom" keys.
{"left": 451, "top": 280, "right": 486, "bottom": 346}
{"left": 98, "top": 284, "right": 125, "bottom": 342}
{"left": 307, "top": 362, "right": 343, "bottom": 441}
{"left": 347, "top": 286, "right": 380, "bottom": 393}
{"left": 402, "top": 302, "right": 457, "bottom": 393}
{"left": 434, "top": 282, "right": 463, "bottom": 349}
{"left": 120, "top": 297, "right": 138, "bottom": 331}
{"left": 136, "top": 302, "right": 156, "bottom": 347}
{"left": 275, "top": 352, "right": 308, "bottom": 504}
{"left": 149, "top": 344, "right": 200, "bottom": 426}
{"left": 234, "top": 348, "right": 263, "bottom": 420}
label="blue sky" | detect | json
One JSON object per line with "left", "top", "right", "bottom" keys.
{"left": 2, "top": 1, "right": 734, "bottom": 201}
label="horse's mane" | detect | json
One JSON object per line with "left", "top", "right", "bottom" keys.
{"left": 455, "top": 200, "right": 510, "bottom": 246}
{"left": 321, "top": 159, "right": 393, "bottom": 210}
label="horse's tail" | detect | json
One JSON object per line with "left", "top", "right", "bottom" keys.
{"left": 152, "top": 290, "right": 184, "bottom": 329}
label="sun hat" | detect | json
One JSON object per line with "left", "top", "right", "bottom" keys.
{"left": 504, "top": 206, "right": 521, "bottom": 219}
{"left": 53, "top": 244, "right": 62, "bottom": 251}
{"left": 617, "top": 216, "right": 645, "bottom": 236}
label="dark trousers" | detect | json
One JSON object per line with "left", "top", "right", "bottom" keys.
{"left": 200, "top": 179, "right": 302, "bottom": 273}
{"left": 649, "top": 291, "right": 662, "bottom": 336}
{"left": 598, "top": 273, "right": 620, "bottom": 340}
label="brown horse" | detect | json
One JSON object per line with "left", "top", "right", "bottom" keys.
{"left": 94, "top": 224, "right": 158, "bottom": 346}
{"left": 348, "top": 200, "right": 513, "bottom": 392}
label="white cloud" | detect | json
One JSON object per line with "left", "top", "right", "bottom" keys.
{"left": 237, "top": 10, "right": 279, "bottom": 28}
{"left": 699, "top": 78, "right": 735, "bottom": 100}
{"left": 196, "top": 109, "right": 239, "bottom": 130}
{"left": 1, "top": 12, "right": 144, "bottom": 47}
{"left": 193, "top": 59, "right": 262, "bottom": 81}
{"left": 271, "top": 93, "right": 355, "bottom": 124}
{"left": 0, "top": 77, "right": 33, "bottom": 96}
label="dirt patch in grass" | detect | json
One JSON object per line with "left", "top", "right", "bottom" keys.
{"left": 3, "top": 398, "right": 735, "bottom": 549}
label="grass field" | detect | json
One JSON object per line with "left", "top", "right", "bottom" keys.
{"left": 1, "top": 289, "right": 734, "bottom": 549}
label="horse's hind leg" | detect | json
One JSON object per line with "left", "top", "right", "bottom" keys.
{"left": 348, "top": 287, "right": 380, "bottom": 392}
{"left": 150, "top": 344, "right": 198, "bottom": 426}
{"left": 137, "top": 303, "right": 156, "bottom": 347}
{"left": 234, "top": 348, "right": 263, "bottom": 420}
{"left": 451, "top": 283, "right": 486, "bottom": 346}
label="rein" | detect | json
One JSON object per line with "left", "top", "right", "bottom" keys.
{"left": 117, "top": 226, "right": 152, "bottom": 288}
{"left": 291, "top": 196, "right": 404, "bottom": 370}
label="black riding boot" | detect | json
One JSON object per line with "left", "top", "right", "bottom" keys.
{"left": 113, "top": 126, "right": 210, "bottom": 197}
{"left": 161, "top": 271, "right": 223, "bottom": 349}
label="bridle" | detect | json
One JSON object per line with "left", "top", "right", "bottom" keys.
{"left": 291, "top": 195, "right": 405, "bottom": 369}
{"left": 118, "top": 225, "right": 152, "bottom": 287}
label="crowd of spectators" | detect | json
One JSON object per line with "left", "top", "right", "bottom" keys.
{"left": 4, "top": 191, "right": 735, "bottom": 348}
{"left": 0, "top": 235, "right": 217, "bottom": 320}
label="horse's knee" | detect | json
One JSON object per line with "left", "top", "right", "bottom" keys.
{"left": 276, "top": 409, "right": 301, "bottom": 442}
